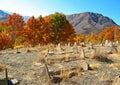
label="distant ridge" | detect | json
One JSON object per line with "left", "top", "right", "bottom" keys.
{"left": 66, "top": 12, "right": 118, "bottom": 34}
{"left": 0, "top": 10, "right": 9, "bottom": 22}
{"left": 0, "top": 10, "right": 118, "bottom": 34}
{"left": 0, "top": 9, "right": 29, "bottom": 22}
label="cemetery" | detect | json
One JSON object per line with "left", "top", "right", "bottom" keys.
{"left": 0, "top": 41, "right": 120, "bottom": 85}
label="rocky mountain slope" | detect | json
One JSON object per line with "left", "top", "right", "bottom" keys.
{"left": 66, "top": 12, "right": 118, "bottom": 34}
{"left": 0, "top": 9, "right": 118, "bottom": 34}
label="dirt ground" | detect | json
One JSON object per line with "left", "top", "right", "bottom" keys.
{"left": 0, "top": 46, "right": 120, "bottom": 85}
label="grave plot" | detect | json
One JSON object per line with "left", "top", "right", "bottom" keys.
{"left": 41, "top": 45, "right": 89, "bottom": 84}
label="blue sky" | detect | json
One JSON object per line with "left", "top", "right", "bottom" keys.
{"left": 0, "top": 0, "right": 120, "bottom": 25}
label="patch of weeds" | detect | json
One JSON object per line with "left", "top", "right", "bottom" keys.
{"left": 94, "top": 53, "right": 113, "bottom": 63}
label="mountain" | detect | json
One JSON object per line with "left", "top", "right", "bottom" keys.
{"left": 0, "top": 10, "right": 118, "bottom": 34}
{"left": 0, "top": 9, "right": 29, "bottom": 22}
{"left": 0, "top": 10, "right": 9, "bottom": 22}
{"left": 66, "top": 12, "right": 118, "bottom": 34}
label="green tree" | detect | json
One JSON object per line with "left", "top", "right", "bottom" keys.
{"left": 50, "top": 12, "right": 75, "bottom": 44}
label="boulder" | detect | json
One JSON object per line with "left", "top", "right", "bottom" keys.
{"left": 79, "top": 60, "right": 89, "bottom": 71}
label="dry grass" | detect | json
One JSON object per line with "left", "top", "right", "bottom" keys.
{"left": 14, "top": 45, "right": 24, "bottom": 49}
{"left": 0, "top": 64, "right": 6, "bottom": 71}
{"left": 110, "top": 63, "right": 120, "bottom": 70}
{"left": 112, "top": 76, "right": 120, "bottom": 85}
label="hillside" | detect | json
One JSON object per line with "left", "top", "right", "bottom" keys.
{"left": 0, "top": 10, "right": 119, "bottom": 34}
{"left": 66, "top": 12, "right": 118, "bottom": 34}
{"left": 0, "top": 10, "right": 29, "bottom": 22}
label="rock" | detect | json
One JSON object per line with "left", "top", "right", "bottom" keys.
{"left": 112, "top": 76, "right": 120, "bottom": 85}
{"left": 56, "top": 43, "right": 62, "bottom": 52}
{"left": 105, "top": 40, "right": 109, "bottom": 46}
{"left": 74, "top": 42, "right": 77, "bottom": 47}
{"left": 10, "top": 79, "right": 19, "bottom": 84}
{"left": 79, "top": 60, "right": 89, "bottom": 71}
{"left": 89, "top": 49, "right": 96, "bottom": 59}
{"left": 89, "top": 63, "right": 101, "bottom": 70}
{"left": 79, "top": 49, "right": 85, "bottom": 59}
{"left": 116, "top": 45, "right": 120, "bottom": 53}
{"left": 100, "top": 43, "right": 103, "bottom": 46}
{"left": 41, "top": 64, "right": 51, "bottom": 80}
{"left": 85, "top": 49, "right": 96, "bottom": 58}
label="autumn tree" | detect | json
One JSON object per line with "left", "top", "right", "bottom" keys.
{"left": 7, "top": 13, "right": 25, "bottom": 47}
{"left": 88, "top": 32, "right": 97, "bottom": 44}
{"left": 37, "top": 16, "right": 53, "bottom": 44}
{"left": 75, "top": 34, "right": 85, "bottom": 44}
{"left": 0, "top": 32, "right": 12, "bottom": 50}
{"left": 22, "top": 16, "right": 39, "bottom": 46}
{"left": 23, "top": 15, "right": 53, "bottom": 46}
{"left": 97, "top": 26, "right": 120, "bottom": 42}
{"left": 50, "top": 12, "right": 75, "bottom": 44}
{"left": 0, "top": 22, "right": 12, "bottom": 33}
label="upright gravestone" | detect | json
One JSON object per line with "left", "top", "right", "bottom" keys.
{"left": 67, "top": 42, "right": 70, "bottom": 47}
{"left": 74, "top": 42, "right": 77, "bottom": 47}
{"left": 108, "top": 41, "right": 113, "bottom": 47}
{"left": 116, "top": 41, "right": 119, "bottom": 44}
{"left": 79, "top": 49, "right": 85, "bottom": 59}
{"left": 100, "top": 43, "right": 103, "bottom": 47}
{"left": 56, "top": 43, "right": 62, "bottom": 52}
{"left": 105, "top": 40, "right": 109, "bottom": 46}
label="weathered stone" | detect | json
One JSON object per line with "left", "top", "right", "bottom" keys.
{"left": 42, "top": 64, "right": 51, "bottom": 80}
{"left": 74, "top": 42, "right": 77, "bottom": 47}
{"left": 79, "top": 49, "right": 85, "bottom": 59}
{"left": 105, "top": 40, "right": 109, "bottom": 46}
{"left": 79, "top": 60, "right": 89, "bottom": 71}
{"left": 100, "top": 43, "right": 103, "bottom": 46}
{"left": 116, "top": 45, "right": 120, "bottom": 53}
{"left": 67, "top": 42, "right": 71, "bottom": 47}
{"left": 85, "top": 49, "right": 96, "bottom": 58}
{"left": 112, "top": 76, "right": 120, "bottom": 85}
{"left": 89, "top": 49, "right": 96, "bottom": 59}
{"left": 116, "top": 41, "right": 119, "bottom": 44}
{"left": 10, "top": 79, "right": 19, "bottom": 85}
{"left": 108, "top": 41, "right": 113, "bottom": 47}
{"left": 56, "top": 43, "right": 62, "bottom": 52}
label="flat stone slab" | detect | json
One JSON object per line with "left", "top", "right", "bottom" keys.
{"left": 47, "top": 60, "right": 88, "bottom": 76}
{"left": 45, "top": 53, "right": 81, "bottom": 64}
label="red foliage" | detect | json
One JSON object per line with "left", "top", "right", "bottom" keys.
{"left": 0, "top": 33, "right": 12, "bottom": 50}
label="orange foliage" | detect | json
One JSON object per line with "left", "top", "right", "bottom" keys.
{"left": 0, "top": 33, "right": 12, "bottom": 50}
{"left": 7, "top": 13, "right": 24, "bottom": 46}
{"left": 75, "top": 34, "right": 85, "bottom": 44}
{"left": 97, "top": 26, "right": 120, "bottom": 42}
{"left": 22, "top": 16, "right": 53, "bottom": 46}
